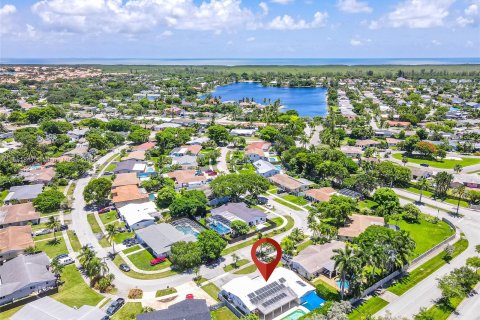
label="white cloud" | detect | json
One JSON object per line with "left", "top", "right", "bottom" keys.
{"left": 337, "top": 0, "right": 372, "bottom": 13}
{"left": 160, "top": 30, "right": 173, "bottom": 38}
{"left": 369, "top": 0, "right": 454, "bottom": 29}
{"left": 31, "top": 0, "right": 258, "bottom": 34}
{"left": 270, "top": 0, "right": 294, "bottom": 4}
{"left": 267, "top": 11, "right": 328, "bottom": 30}
{"left": 259, "top": 2, "right": 269, "bottom": 15}
{"left": 350, "top": 35, "right": 371, "bottom": 46}
{"left": 431, "top": 39, "right": 441, "bottom": 45}
{"left": 0, "top": 4, "right": 16, "bottom": 34}
{"left": 247, "top": 36, "right": 255, "bottom": 41}
{"left": 457, "top": 0, "right": 480, "bottom": 27}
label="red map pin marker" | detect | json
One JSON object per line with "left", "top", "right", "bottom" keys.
{"left": 251, "top": 238, "right": 282, "bottom": 282}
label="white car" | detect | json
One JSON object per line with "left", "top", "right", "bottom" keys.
{"left": 32, "top": 229, "right": 50, "bottom": 236}
{"left": 265, "top": 204, "right": 274, "bottom": 209}
{"left": 57, "top": 256, "right": 74, "bottom": 266}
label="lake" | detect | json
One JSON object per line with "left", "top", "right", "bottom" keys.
{"left": 205, "top": 82, "right": 328, "bottom": 117}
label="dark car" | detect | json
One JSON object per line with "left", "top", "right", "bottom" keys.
{"left": 59, "top": 224, "right": 69, "bottom": 231}
{"left": 101, "top": 316, "right": 110, "bottom": 320}
{"left": 106, "top": 298, "right": 125, "bottom": 316}
{"left": 122, "top": 238, "right": 138, "bottom": 247}
{"left": 420, "top": 163, "right": 430, "bottom": 167}
{"left": 119, "top": 263, "right": 131, "bottom": 272}
{"left": 54, "top": 253, "right": 69, "bottom": 261}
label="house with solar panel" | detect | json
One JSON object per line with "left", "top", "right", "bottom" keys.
{"left": 219, "top": 267, "right": 325, "bottom": 320}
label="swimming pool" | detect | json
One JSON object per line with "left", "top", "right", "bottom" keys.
{"left": 175, "top": 225, "right": 200, "bottom": 237}
{"left": 208, "top": 221, "right": 231, "bottom": 235}
{"left": 280, "top": 309, "right": 306, "bottom": 320}
{"left": 148, "top": 193, "right": 155, "bottom": 201}
{"left": 336, "top": 280, "right": 349, "bottom": 290}
{"left": 301, "top": 291, "right": 326, "bottom": 311}
{"left": 274, "top": 165, "right": 283, "bottom": 170}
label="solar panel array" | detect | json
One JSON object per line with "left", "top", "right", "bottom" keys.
{"left": 296, "top": 280, "right": 307, "bottom": 287}
{"left": 261, "top": 292, "right": 288, "bottom": 308}
{"left": 249, "top": 281, "right": 287, "bottom": 305}
{"left": 279, "top": 277, "right": 286, "bottom": 283}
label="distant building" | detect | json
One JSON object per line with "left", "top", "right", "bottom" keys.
{"left": 114, "top": 159, "right": 147, "bottom": 175}
{"left": 118, "top": 202, "right": 157, "bottom": 230}
{"left": 167, "top": 170, "right": 207, "bottom": 189}
{"left": 304, "top": 187, "right": 337, "bottom": 203}
{"left": 269, "top": 174, "right": 312, "bottom": 195}
{"left": 230, "top": 128, "right": 257, "bottom": 136}
{"left": 19, "top": 167, "right": 56, "bottom": 185}
{"left": 135, "top": 223, "right": 197, "bottom": 257}
{"left": 253, "top": 160, "right": 280, "bottom": 177}
{"left": 211, "top": 202, "right": 266, "bottom": 227}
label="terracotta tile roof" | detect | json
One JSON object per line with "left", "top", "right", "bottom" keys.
{"left": 386, "top": 120, "right": 411, "bottom": 127}
{"left": 269, "top": 174, "right": 304, "bottom": 191}
{"left": 44, "top": 155, "right": 73, "bottom": 167}
{"left": 19, "top": 167, "right": 55, "bottom": 184}
{"left": 133, "top": 141, "right": 156, "bottom": 151}
{"left": 181, "top": 145, "right": 202, "bottom": 155}
{"left": 111, "top": 185, "right": 148, "bottom": 204}
{"left": 0, "top": 225, "right": 34, "bottom": 253}
{"left": 386, "top": 138, "right": 401, "bottom": 144}
{"left": 167, "top": 170, "right": 206, "bottom": 185}
{"left": 305, "top": 188, "right": 336, "bottom": 202}
{"left": 338, "top": 214, "right": 385, "bottom": 238}
{"left": 355, "top": 139, "right": 381, "bottom": 147}
{"left": 124, "top": 150, "right": 146, "bottom": 161}
{"left": 246, "top": 141, "right": 271, "bottom": 151}
{"left": 112, "top": 173, "right": 140, "bottom": 188}
{"left": 0, "top": 203, "right": 39, "bottom": 225}
{"left": 245, "top": 148, "right": 265, "bottom": 157}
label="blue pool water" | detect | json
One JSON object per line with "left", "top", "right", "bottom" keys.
{"left": 175, "top": 225, "right": 200, "bottom": 237}
{"left": 301, "top": 291, "right": 326, "bottom": 311}
{"left": 148, "top": 193, "right": 155, "bottom": 201}
{"left": 274, "top": 165, "right": 283, "bottom": 170}
{"left": 281, "top": 309, "right": 307, "bottom": 320}
{"left": 336, "top": 280, "right": 350, "bottom": 290}
{"left": 208, "top": 221, "right": 231, "bottom": 235}
{"left": 203, "top": 82, "right": 328, "bottom": 117}
{"left": 145, "top": 166, "right": 155, "bottom": 173}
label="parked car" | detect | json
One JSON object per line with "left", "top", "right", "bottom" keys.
{"left": 186, "top": 293, "right": 194, "bottom": 300}
{"left": 58, "top": 256, "right": 74, "bottom": 266}
{"left": 103, "top": 172, "right": 114, "bottom": 176}
{"left": 56, "top": 224, "right": 68, "bottom": 231}
{"left": 32, "top": 229, "right": 50, "bottom": 236}
{"left": 150, "top": 257, "right": 166, "bottom": 266}
{"left": 106, "top": 298, "right": 125, "bottom": 316}
{"left": 101, "top": 316, "right": 110, "bottom": 320}
{"left": 122, "top": 238, "right": 138, "bottom": 247}
{"left": 420, "top": 163, "right": 430, "bottom": 167}
{"left": 54, "top": 253, "right": 69, "bottom": 261}
{"left": 98, "top": 206, "right": 114, "bottom": 214}
{"left": 119, "top": 264, "right": 131, "bottom": 272}
{"left": 265, "top": 204, "right": 274, "bottom": 209}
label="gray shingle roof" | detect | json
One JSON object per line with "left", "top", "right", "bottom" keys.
{"left": 136, "top": 299, "right": 211, "bottom": 320}
{"left": 211, "top": 202, "right": 266, "bottom": 224}
{"left": 135, "top": 223, "right": 196, "bottom": 255}
{"left": 5, "top": 184, "right": 44, "bottom": 202}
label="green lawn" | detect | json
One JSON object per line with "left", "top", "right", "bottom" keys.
{"left": 222, "top": 216, "right": 294, "bottom": 255}
{"left": 223, "top": 259, "right": 250, "bottom": 272}
{"left": 123, "top": 245, "right": 141, "bottom": 254}
{"left": 87, "top": 214, "right": 103, "bottom": 234}
{"left": 405, "top": 186, "right": 469, "bottom": 208}
{"left": 99, "top": 210, "right": 118, "bottom": 225}
{"left": 420, "top": 296, "right": 462, "bottom": 320}
{"left": 113, "top": 231, "right": 135, "bottom": 244}
{"left": 210, "top": 307, "right": 239, "bottom": 320}
{"left": 0, "top": 303, "right": 24, "bottom": 319}
{"left": 155, "top": 288, "right": 177, "bottom": 297}
{"left": 0, "top": 190, "right": 8, "bottom": 205}
{"left": 201, "top": 283, "right": 221, "bottom": 302}
{"left": 388, "top": 238, "right": 468, "bottom": 296}
{"left": 281, "top": 194, "right": 308, "bottom": 206}
{"left": 233, "top": 264, "right": 257, "bottom": 274}
{"left": 393, "top": 153, "right": 480, "bottom": 169}
{"left": 52, "top": 265, "right": 104, "bottom": 308}
{"left": 105, "top": 163, "right": 117, "bottom": 172}
{"left": 396, "top": 217, "right": 454, "bottom": 259}
{"left": 126, "top": 250, "right": 172, "bottom": 271}
{"left": 273, "top": 197, "right": 303, "bottom": 211}
{"left": 111, "top": 302, "right": 143, "bottom": 320}
{"left": 113, "top": 255, "right": 178, "bottom": 280}
{"left": 296, "top": 240, "right": 313, "bottom": 254}
{"left": 67, "top": 230, "right": 82, "bottom": 252}
{"left": 312, "top": 278, "right": 340, "bottom": 301}
{"left": 348, "top": 297, "right": 389, "bottom": 320}
{"left": 35, "top": 238, "right": 68, "bottom": 259}
{"left": 358, "top": 200, "right": 378, "bottom": 210}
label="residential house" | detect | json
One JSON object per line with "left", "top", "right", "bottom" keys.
{"left": 186, "top": 137, "right": 210, "bottom": 145}
{"left": 304, "top": 187, "right": 337, "bottom": 203}
{"left": 135, "top": 223, "right": 197, "bottom": 257}
{"left": 118, "top": 202, "right": 157, "bottom": 230}
{"left": 269, "top": 174, "right": 312, "bottom": 195}
{"left": 67, "top": 128, "right": 88, "bottom": 141}
{"left": 338, "top": 214, "right": 385, "bottom": 241}
{"left": 112, "top": 172, "right": 141, "bottom": 188}
{"left": 386, "top": 137, "right": 401, "bottom": 147}
{"left": 0, "top": 253, "right": 56, "bottom": 306}
{"left": 3, "top": 184, "right": 43, "bottom": 204}
{"left": 166, "top": 170, "right": 207, "bottom": 189}
{"left": 385, "top": 120, "right": 411, "bottom": 128}
{"left": 153, "top": 123, "right": 181, "bottom": 131}
{"left": 230, "top": 128, "right": 257, "bottom": 136}
{"left": 291, "top": 241, "right": 345, "bottom": 279}
{"left": 374, "top": 130, "right": 394, "bottom": 138}
{"left": 170, "top": 145, "right": 202, "bottom": 157}
{"left": 136, "top": 299, "right": 211, "bottom": 320}
{"left": 11, "top": 296, "right": 106, "bottom": 320}
{"left": 133, "top": 141, "right": 156, "bottom": 152}
{"left": 171, "top": 155, "right": 198, "bottom": 170}
{"left": 410, "top": 168, "right": 433, "bottom": 181}
{"left": 0, "top": 225, "right": 34, "bottom": 261}
{"left": 65, "top": 146, "right": 91, "bottom": 159}
{"left": 337, "top": 189, "right": 363, "bottom": 200}
{"left": 113, "top": 159, "right": 147, "bottom": 175}
{"left": 0, "top": 203, "right": 40, "bottom": 228}
{"left": 453, "top": 174, "right": 480, "bottom": 189}
{"left": 124, "top": 150, "right": 146, "bottom": 161}
{"left": 44, "top": 155, "right": 73, "bottom": 168}
{"left": 340, "top": 146, "right": 362, "bottom": 158}
{"left": 253, "top": 160, "right": 280, "bottom": 178}
{"left": 355, "top": 139, "right": 381, "bottom": 149}
{"left": 111, "top": 185, "right": 149, "bottom": 208}
{"left": 220, "top": 268, "right": 316, "bottom": 320}
{"left": 19, "top": 167, "right": 55, "bottom": 185}
{"left": 210, "top": 202, "right": 266, "bottom": 227}
{"left": 164, "top": 107, "right": 185, "bottom": 117}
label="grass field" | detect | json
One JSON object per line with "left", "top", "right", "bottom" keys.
{"left": 388, "top": 238, "right": 468, "bottom": 296}
{"left": 53, "top": 265, "right": 104, "bottom": 307}
{"left": 87, "top": 214, "right": 103, "bottom": 234}
{"left": 126, "top": 250, "right": 172, "bottom": 271}
{"left": 405, "top": 186, "right": 469, "bottom": 208}
{"left": 155, "top": 288, "right": 177, "bottom": 297}
{"left": 113, "top": 255, "right": 178, "bottom": 280}
{"left": 111, "top": 302, "right": 143, "bottom": 320}
{"left": 201, "top": 283, "right": 221, "bottom": 302}
{"left": 210, "top": 306, "right": 239, "bottom": 320}
{"left": 35, "top": 238, "right": 68, "bottom": 259}
{"left": 296, "top": 239, "right": 313, "bottom": 254}
{"left": 397, "top": 217, "right": 454, "bottom": 259}
{"left": 393, "top": 153, "right": 480, "bottom": 169}
{"left": 99, "top": 210, "right": 118, "bottom": 225}
{"left": 281, "top": 194, "right": 308, "bottom": 206}
{"left": 223, "top": 258, "right": 250, "bottom": 272}
{"left": 348, "top": 297, "right": 389, "bottom": 320}
{"left": 66, "top": 230, "right": 82, "bottom": 252}
{"left": 123, "top": 245, "right": 141, "bottom": 254}
{"left": 273, "top": 197, "right": 303, "bottom": 211}
{"left": 233, "top": 264, "right": 257, "bottom": 274}
{"left": 0, "top": 190, "right": 8, "bottom": 205}
{"left": 113, "top": 231, "right": 135, "bottom": 244}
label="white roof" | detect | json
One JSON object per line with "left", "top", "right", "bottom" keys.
{"left": 132, "top": 163, "right": 147, "bottom": 171}
{"left": 253, "top": 160, "right": 278, "bottom": 174}
{"left": 221, "top": 267, "right": 314, "bottom": 312}
{"left": 118, "top": 201, "right": 156, "bottom": 226}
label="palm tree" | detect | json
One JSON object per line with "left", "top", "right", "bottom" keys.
{"left": 231, "top": 253, "right": 240, "bottom": 268}
{"left": 453, "top": 164, "right": 463, "bottom": 174}
{"left": 193, "top": 266, "right": 200, "bottom": 280}
{"left": 453, "top": 184, "right": 466, "bottom": 216}
{"left": 417, "top": 177, "right": 429, "bottom": 203}
{"left": 289, "top": 228, "right": 305, "bottom": 243}
{"left": 105, "top": 224, "right": 118, "bottom": 254}
{"left": 46, "top": 216, "right": 61, "bottom": 242}
{"left": 50, "top": 258, "right": 65, "bottom": 278}
{"left": 79, "top": 246, "right": 96, "bottom": 267}
{"left": 332, "top": 245, "right": 360, "bottom": 299}
{"left": 402, "top": 155, "right": 408, "bottom": 166}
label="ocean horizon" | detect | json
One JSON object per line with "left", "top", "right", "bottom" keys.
{"left": 1, "top": 57, "right": 480, "bottom": 66}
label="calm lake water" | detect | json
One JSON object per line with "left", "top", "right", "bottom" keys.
{"left": 205, "top": 82, "right": 328, "bottom": 117}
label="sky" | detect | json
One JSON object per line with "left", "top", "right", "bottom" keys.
{"left": 0, "top": 0, "right": 479, "bottom": 59}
